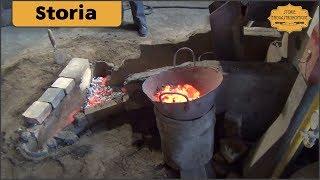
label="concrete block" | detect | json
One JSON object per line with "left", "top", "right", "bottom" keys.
{"left": 38, "top": 88, "right": 65, "bottom": 108}
{"left": 51, "top": 77, "right": 75, "bottom": 94}
{"left": 59, "top": 58, "right": 90, "bottom": 83}
{"left": 22, "top": 101, "right": 52, "bottom": 125}
{"left": 79, "top": 67, "right": 92, "bottom": 92}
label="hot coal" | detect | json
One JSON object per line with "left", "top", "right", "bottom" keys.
{"left": 84, "top": 76, "right": 125, "bottom": 109}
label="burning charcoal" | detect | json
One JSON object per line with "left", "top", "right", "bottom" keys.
{"left": 46, "top": 138, "right": 58, "bottom": 149}
{"left": 224, "top": 111, "right": 242, "bottom": 137}
{"left": 84, "top": 74, "right": 127, "bottom": 109}
{"left": 54, "top": 130, "right": 79, "bottom": 145}
{"left": 219, "top": 138, "right": 248, "bottom": 164}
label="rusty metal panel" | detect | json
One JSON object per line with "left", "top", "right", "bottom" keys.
{"left": 209, "top": 1, "right": 243, "bottom": 61}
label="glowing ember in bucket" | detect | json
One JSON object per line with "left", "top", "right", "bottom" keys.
{"left": 154, "top": 84, "right": 200, "bottom": 103}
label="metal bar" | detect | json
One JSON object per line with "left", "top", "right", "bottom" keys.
{"left": 272, "top": 89, "right": 319, "bottom": 178}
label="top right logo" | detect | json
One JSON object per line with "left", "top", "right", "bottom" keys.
{"left": 268, "top": 4, "right": 312, "bottom": 33}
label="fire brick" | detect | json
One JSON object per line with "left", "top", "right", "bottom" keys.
{"left": 38, "top": 88, "right": 65, "bottom": 108}
{"left": 59, "top": 58, "right": 90, "bottom": 83}
{"left": 22, "top": 101, "right": 52, "bottom": 125}
{"left": 51, "top": 77, "right": 75, "bottom": 94}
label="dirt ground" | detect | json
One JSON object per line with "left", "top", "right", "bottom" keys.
{"left": 1, "top": 1, "right": 212, "bottom": 178}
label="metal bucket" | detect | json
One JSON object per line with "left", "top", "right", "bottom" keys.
{"left": 154, "top": 106, "right": 215, "bottom": 170}
{"left": 142, "top": 47, "right": 223, "bottom": 120}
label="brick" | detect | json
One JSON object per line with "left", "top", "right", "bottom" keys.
{"left": 51, "top": 77, "right": 75, "bottom": 94}
{"left": 38, "top": 88, "right": 65, "bottom": 108}
{"left": 22, "top": 101, "right": 52, "bottom": 125}
{"left": 79, "top": 68, "right": 92, "bottom": 92}
{"left": 59, "top": 58, "right": 90, "bottom": 83}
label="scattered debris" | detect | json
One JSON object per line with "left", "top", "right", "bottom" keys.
{"left": 54, "top": 130, "right": 79, "bottom": 145}
{"left": 17, "top": 135, "right": 49, "bottom": 161}
{"left": 220, "top": 138, "right": 248, "bottom": 164}
{"left": 46, "top": 138, "right": 58, "bottom": 149}
{"left": 80, "top": 67, "right": 92, "bottom": 92}
{"left": 63, "top": 123, "right": 75, "bottom": 133}
{"left": 85, "top": 76, "right": 114, "bottom": 108}
{"left": 20, "top": 131, "right": 31, "bottom": 143}
{"left": 27, "top": 125, "right": 42, "bottom": 139}
{"left": 73, "top": 112, "right": 89, "bottom": 134}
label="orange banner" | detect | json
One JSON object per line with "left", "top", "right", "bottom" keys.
{"left": 12, "top": 1, "right": 122, "bottom": 27}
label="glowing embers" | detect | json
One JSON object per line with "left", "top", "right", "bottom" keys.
{"left": 154, "top": 84, "right": 200, "bottom": 103}
{"left": 85, "top": 76, "right": 113, "bottom": 108}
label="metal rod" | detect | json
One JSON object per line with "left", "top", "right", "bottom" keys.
{"left": 47, "top": 29, "right": 57, "bottom": 49}
{"left": 159, "top": 92, "right": 189, "bottom": 103}
{"left": 173, "top": 47, "right": 195, "bottom": 68}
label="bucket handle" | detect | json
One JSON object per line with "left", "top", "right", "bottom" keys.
{"left": 159, "top": 92, "right": 189, "bottom": 103}
{"left": 198, "top": 51, "right": 222, "bottom": 72}
{"left": 173, "top": 47, "right": 196, "bottom": 68}
{"left": 198, "top": 51, "right": 215, "bottom": 62}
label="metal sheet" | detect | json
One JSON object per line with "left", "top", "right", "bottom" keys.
{"left": 209, "top": 1, "right": 243, "bottom": 61}
{"left": 142, "top": 66, "right": 223, "bottom": 120}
